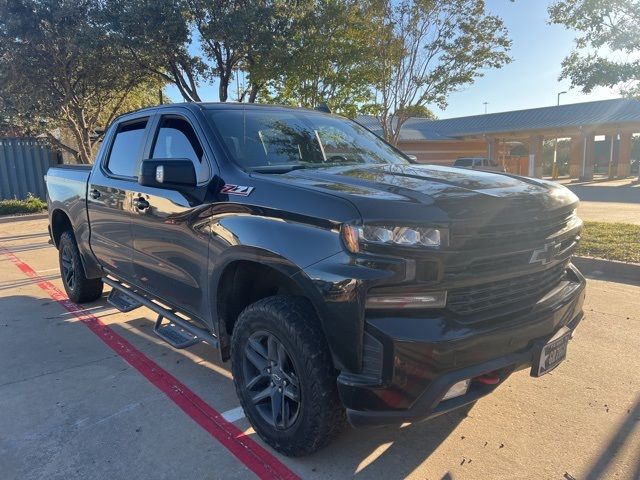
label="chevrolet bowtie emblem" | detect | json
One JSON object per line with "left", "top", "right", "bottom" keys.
{"left": 530, "top": 241, "right": 561, "bottom": 265}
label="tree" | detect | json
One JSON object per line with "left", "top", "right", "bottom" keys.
{"left": 102, "top": 0, "right": 207, "bottom": 103}
{"left": 395, "top": 105, "right": 437, "bottom": 119}
{"left": 265, "top": 0, "right": 387, "bottom": 117}
{"left": 375, "top": 0, "right": 511, "bottom": 145}
{"left": 186, "top": 0, "right": 260, "bottom": 102}
{"left": 548, "top": 0, "right": 640, "bottom": 96}
{"left": 0, "top": 0, "right": 163, "bottom": 163}
{"left": 239, "top": 1, "right": 308, "bottom": 103}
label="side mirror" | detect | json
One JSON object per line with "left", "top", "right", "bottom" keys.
{"left": 138, "top": 159, "right": 197, "bottom": 191}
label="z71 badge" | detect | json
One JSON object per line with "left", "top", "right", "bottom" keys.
{"left": 221, "top": 184, "right": 254, "bottom": 196}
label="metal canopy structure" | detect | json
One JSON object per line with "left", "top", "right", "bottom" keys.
{"left": 359, "top": 98, "right": 640, "bottom": 179}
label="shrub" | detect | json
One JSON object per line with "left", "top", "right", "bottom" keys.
{"left": 0, "top": 194, "right": 47, "bottom": 216}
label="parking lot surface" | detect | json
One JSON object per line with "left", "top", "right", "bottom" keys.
{"left": 565, "top": 179, "right": 640, "bottom": 225}
{"left": 1, "top": 216, "right": 639, "bottom": 480}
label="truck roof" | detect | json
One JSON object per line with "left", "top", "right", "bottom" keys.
{"left": 117, "top": 101, "right": 324, "bottom": 120}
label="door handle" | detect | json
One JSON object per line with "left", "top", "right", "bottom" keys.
{"left": 89, "top": 188, "right": 101, "bottom": 199}
{"left": 132, "top": 197, "right": 150, "bottom": 210}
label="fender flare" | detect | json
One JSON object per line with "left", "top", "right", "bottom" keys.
{"left": 209, "top": 245, "right": 338, "bottom": 363}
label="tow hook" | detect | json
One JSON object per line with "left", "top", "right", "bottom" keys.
{"left": 474, "top": 371, "right": 501, "bottom": 385}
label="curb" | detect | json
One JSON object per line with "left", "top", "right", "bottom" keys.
{"left": 572, "top": 256, "right": 640, "bottom": 284}
{"left": 0, "top": 212, "right": 48, "bottom": 224}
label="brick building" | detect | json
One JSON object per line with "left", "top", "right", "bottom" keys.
{"left": 358, "top": 98, "right": 640, "bottom": 180}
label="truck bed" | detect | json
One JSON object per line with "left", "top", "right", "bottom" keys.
{"left": 46, "top": 165, "right": 91, "bottom": 205}
{"left": 46, "top": 165, "right": 92, "bottom": 253}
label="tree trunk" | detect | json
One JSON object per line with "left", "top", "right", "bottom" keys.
{"left": 248, "top": 83, "right": 261, "bottom": 103}
{"left": 67, "top": 122, "right": 94, "bottom": 164}
{"left": 219, "top": 72, "right": 229, "bottom": 102}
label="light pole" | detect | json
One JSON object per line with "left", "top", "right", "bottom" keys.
{"left": 552, "top": 91, "right": 568, "bottom": 179}
{"left": 483, "top": 102, "right": 488, "bottom": 114}
{"left": 557, "top": 91, "right": 567, "bottom": 106}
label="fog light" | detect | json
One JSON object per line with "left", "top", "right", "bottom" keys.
{"left": 442, "top": 379, "right": 470, "bottom": 401}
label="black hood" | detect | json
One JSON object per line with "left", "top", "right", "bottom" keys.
{"left": 268, "top": 164, "right": 579, "bottom": 224}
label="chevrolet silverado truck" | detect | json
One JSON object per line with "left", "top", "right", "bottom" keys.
{"left": 46, "top": 103, "right": 586, "bottom": 456}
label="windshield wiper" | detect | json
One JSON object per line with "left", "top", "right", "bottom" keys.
{"left": 248, "top": 164, "right": 309, "bottom": 174}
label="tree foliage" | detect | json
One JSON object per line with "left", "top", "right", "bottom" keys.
{"left": 395, "top": 104, "right": 438, "bottom": 119}
{"left": 264, "top": 0, "right": 386, "bottom": 117}
{"left": 0, "top": 0, "right": 514, "bottom": 157}
{"left": 375, "top": 0, "right": 511, "bottom": 145}
{"left": 102, "top": 0, "right": 206, "bottom": 102}
{"left": 239, "top": 1, "right": 308, "bottom": 103}
{"left": 0, "top": 0, "right": 164, "bottom": 163}
{"left": 549, "top": 0, "right": 640, "bottom": 96}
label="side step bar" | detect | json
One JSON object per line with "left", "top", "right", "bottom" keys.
{"left": 107, "top": 288, "right": 143, "bottom": 312}
{"left": 154, "top": 315, "right": 201, "bottom": 349}
{"left": 103, "top": 277, "right": 219, "bottom": 349}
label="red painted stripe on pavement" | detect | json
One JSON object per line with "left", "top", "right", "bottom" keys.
{"left": 0, "top": 246, "right": 299, "bottom": 480}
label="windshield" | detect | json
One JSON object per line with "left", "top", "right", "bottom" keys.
{"left": 206, "top": 109, "right": 409, "bottom": 171}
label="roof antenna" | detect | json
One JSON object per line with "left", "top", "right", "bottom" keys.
{"left": 315, "top": 102, "right": 331, "bottom": 113}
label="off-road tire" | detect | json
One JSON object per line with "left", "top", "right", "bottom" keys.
{"left": 231, "top": 295, "right": 346, "bottom": 456}
{"left": 58, "top": 230, "right": 103, "bottom": 303}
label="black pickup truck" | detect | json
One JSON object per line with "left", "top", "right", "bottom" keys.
{"left": 46, "top": 103, "right": 586, "bottom": 456}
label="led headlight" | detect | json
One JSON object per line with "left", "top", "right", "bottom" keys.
{"left": 341, "top": 224, "right": 443, "bottom": 253}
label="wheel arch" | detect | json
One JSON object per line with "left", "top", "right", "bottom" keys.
{"left": 211, "top": 249, "right": 330, "bottom": 362}
{"left": 49, "top": 207, "right": 103, "bottom": 279}
{"left": 50, "top": 208, "right": 73, "bottom": 248}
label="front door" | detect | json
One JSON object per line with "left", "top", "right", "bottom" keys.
{"left": 130, "top": 112, "right": 214, "bottom": 320}
{"left": 87, "top": 117, "right": 150, "bottom": 281}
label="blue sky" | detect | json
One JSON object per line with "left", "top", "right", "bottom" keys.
{"left": 166, "top": 0, "right": 620, "bottom": 119}
{"left": 438, "top": 0, "right": 619, "bottom": 118}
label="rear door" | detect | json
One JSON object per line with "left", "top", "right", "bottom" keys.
{"left": 87, "top": 115, "right": 151, "bottom": 281}
{"left": 130, "top": 110, "right": 214, "bottom": 319}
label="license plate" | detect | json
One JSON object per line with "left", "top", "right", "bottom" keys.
{"left": 533, "top": 327, "right": 571, "bottom": 377}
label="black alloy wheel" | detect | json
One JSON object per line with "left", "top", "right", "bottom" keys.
{"left": 57, "top": 230, "right": 103, "bottom": 303}
{"left": 230, "top": 295, "right": 346, "bottom": 456}
{"left": 60, "top": 243, "right": 75, "bottom": 291}
{"left": 242, "top": 331, "right": 301, "bottom": 430}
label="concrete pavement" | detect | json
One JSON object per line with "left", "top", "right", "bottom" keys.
{"left": 1, "top": 217, "right": 639, "bottom": 479}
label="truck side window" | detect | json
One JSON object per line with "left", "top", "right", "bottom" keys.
{"left": 151, "top": 116, "right": 210, "bottom": 183}
{"left": 106, "top": 120, "right": 148, "bottom": 178}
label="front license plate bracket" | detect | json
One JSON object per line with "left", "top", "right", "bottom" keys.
{"left": 531, "top": 326, "right": 572, "bottom": 377}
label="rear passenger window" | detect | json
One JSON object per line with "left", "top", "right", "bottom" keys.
{"left": 151, "top": 116, "right": 210, "bottom": 182}
{"left": 106, "top": 120, "right": 147, "bottom": 178}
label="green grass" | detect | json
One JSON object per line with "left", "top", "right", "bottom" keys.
{"left": 0, "top": 194, "right": 47, "bottom": 216}
{"left": 577, "top": 221, "right": 640, "bottom": 263}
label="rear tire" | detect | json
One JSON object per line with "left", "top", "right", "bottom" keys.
{"left": 58, "top": 230, "right": 103, "bottom": 303}
{"left": 231, "top": 295, "right": 346, "bottom": 456}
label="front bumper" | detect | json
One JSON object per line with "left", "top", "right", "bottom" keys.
{"left": 338, "top": 263, "right": 586, "bottom": 427}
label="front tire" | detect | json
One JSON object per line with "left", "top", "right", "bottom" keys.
{"left": 231, "top": 295, "right": 346, "bottom": 456}
{"left": 58, "top": 230, "right": 103, "bottom": 303}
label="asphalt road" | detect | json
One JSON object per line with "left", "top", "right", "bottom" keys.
{"left": 564, "top": 179, "right": 640, "bottom": 225}
{"left": 1, "top": 217, "right": 638, "bottom": 480}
